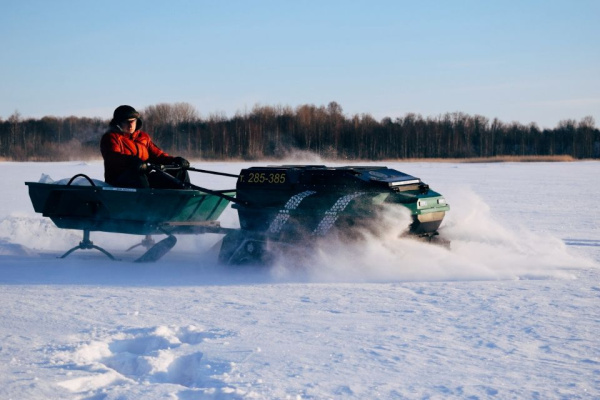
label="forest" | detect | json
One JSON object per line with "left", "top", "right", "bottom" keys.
{"left": 0, "top": 102, "right": 598, "bottom": 161}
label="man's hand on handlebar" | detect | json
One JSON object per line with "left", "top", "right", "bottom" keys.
{"left": 173, "top": 157, "right": 190, "bottom": 169}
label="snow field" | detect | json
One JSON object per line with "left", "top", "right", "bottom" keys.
{"left": 0, "top": 160, "right": 598, "bottom": 399}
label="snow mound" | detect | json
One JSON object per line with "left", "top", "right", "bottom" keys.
{"left": 0, "top": 238, "right": 38, "bottom": 256}
{"left": 53, "top": 325, "right": 245, "bottom": 398}
{"left": 0, "top": 214, "right": 82, "bottom": 250}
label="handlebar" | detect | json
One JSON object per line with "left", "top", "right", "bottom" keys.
{"left": 146, "top": 163, "right": 240, "bottom": 178}
{"left": 146, "top": 163, "right": 182, "bottom": 172}
{"left": 145, "top": 163, "right": 244, "bottom": 205}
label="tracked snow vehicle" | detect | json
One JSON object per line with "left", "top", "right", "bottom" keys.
{"left": 26, "top": 164, "right": 449, "bottom": 263}
{"left": 218, "top": 165, "right": 449, "bottom": 264}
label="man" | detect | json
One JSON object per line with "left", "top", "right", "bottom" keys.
{"left": 100, "top": 105, "right": 190, "bottom": 188}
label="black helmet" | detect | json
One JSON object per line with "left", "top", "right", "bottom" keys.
{"left": 113, "top": 105, "right": 139, "bottom": 121}
{"left": 110, "top": 105, "right": 143, "bottom": 130}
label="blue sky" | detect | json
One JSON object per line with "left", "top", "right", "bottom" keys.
{"left": 1, "top": 0, "right": 598, "bottom": 128}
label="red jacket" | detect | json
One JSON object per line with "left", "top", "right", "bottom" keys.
{"left": 100, "top": 130, "right": 175, "bottom": 184}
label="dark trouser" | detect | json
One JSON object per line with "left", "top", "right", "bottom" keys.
{"left": 112, "top": 169, "right": 190, "bottom": 189}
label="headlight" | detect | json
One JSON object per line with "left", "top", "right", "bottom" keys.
{"left": 437, "top": 198, "right": 446, "bottom": 205}
{"left": 418, "top": 200, "right": 428, "bottom": 207}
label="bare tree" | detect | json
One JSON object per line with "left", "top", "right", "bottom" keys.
{"left": 1, "top": 102, "right": 599, "bottom": 161}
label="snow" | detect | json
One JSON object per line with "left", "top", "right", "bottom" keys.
{"left": 0, "top": 160, "right": 598, "bottom": 399}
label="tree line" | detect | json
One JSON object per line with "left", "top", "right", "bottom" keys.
{"left": 1, "top": 102, "right": 598, "bottom": 161}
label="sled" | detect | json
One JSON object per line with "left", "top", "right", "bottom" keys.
{"left": 26, "top": 168, "right": 236, "bottom": 261}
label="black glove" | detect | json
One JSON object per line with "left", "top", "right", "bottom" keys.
{"left": 135, "top": 159, "right": 148, "bottom": 172}
{"left": 173, "top": 157, "right": 190, "bottom": 169}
